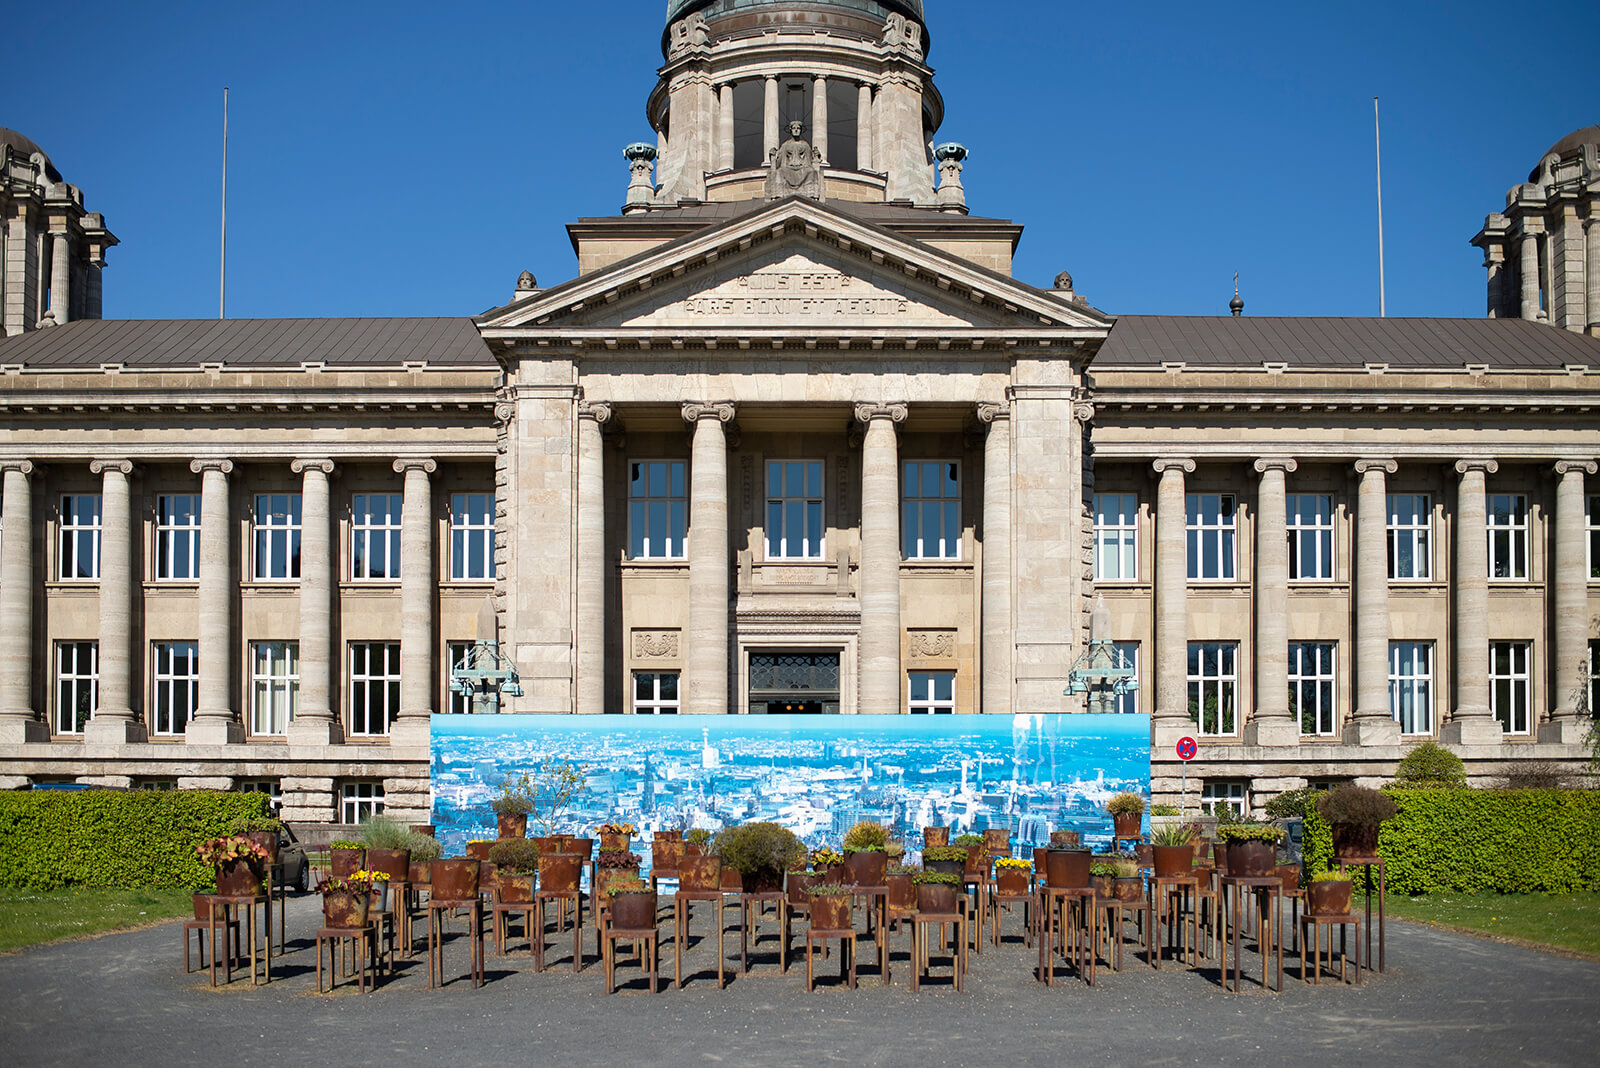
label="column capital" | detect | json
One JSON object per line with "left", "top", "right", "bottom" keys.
{"left": 0, "top": 459, "right": 35, "bottom": 476}
{"left": 89, "top": 459, "right": 135, "bottom": 476}
{"left": 1252, "top": 456, "right": 1297, "bottom": 475}
{"left": 853, "top": 402, "right": 908, "bottom": 424}
{"left": 975, "top": 401, "right": 1010, "bottom": 424}
{"left": 681, "top": 401, "right": 736, "bottom": 424}
{"left": 1454, "top": 458, "right": 1499, "bottom": 476}
{"left": 1073, "top": 402, "right": 1096, "bottom": 424}
{"left": 578, "top": 400, "right": 614, "bottom": 424}
{"left": 290, "top": 457, "right": 337, "bottom": 475}
{"left": 1353, "top": 458, "right": 1398, "bottom": 475}
{"left": 1553, "top": 459, "right": 1597, "bottom": 476}
{"left": 189, "top": 458, "right": 233, "bottom": 476}
{"left": 392, "top": 457, "right": 438, "bottom": 475}
{"left": 1151, "top": 457, "right": 1195, "bottom": 475}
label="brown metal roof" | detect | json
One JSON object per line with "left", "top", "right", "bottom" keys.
{"left": 0, "top": 317, "right": 496, "bottom": 369}
{"left": 1095, "top": 316, "right": 1600, "bottom": 372}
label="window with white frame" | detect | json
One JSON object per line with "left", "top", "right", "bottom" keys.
{"left": 351, "top": 493, "right": 402, "bottom": 580}
{"left": 55, "top": 641, "right": 97, "bottom": 734}
{"left": 134, "top": 778, "right": 177, "bottom": 791}
{"left": 902, "top": 461, "right": 961, "bottom": 559}
{"left": 628, "top": 461, "right": 687, "bottom": 560}
{"left": 349, "top": 642, "right": 400, "bottom": 736}
{"left": 1387, "top": 493, "right": 1431, "bottom": 580}
{"left": 634, "top": 672, "right": 680, "bottom": 714}
{"left": 59, "top": 494, "right": 102, "bottom": 580}
{"left": 150, "top": 641, "right": 198, "bottom": 736}
{"left": 1287, "top": 494, "right": 1334, "bottom": 580}
{"left": 1186, "top": 494, "right": 1236, "bottom": 580}
{"left": 1094, "top": 493, "right": 1138, "bottom": 580}
{"left": 447, "top": 641, "right": 473, "bottom": 714}
{"left": 239, "top": 779, "right": 282, "bottom": 812}
{"left": 253, "top": 494, "right": 302, "bottom": 580}
{"left": 1289, "top": 642, "right": 1337, "bottom": 735}
{"left": 1200, "top": 781, "right": 1248, "bottom": 818}
{"left": 909, "top": 671, "right": 956, "bottom": 714}
{"left": 250, "top": 642, "right": 298, "bottom": 736}
{"left": 1487, "top": 494, "right": 1529, "bottom": 580}
{"left": 1489, "top": 641, "right": 1532, "bottom": 734}
{"left": 766, "top": 460, "right": 823, "bottom": 559}
{"left": 155, "top": 494, "right": 201, "bottom": 580}
{"left": 1389, "top": 641, "right": 1434, "bottom": 735}
{"left": 450, "top": 493, "right": 497, "bottom": 579}
{"left": 1111, "top": 642, "right": 1139, "bottom": 716}
{"left": 1187, "top": 642, "right": 1238, "bottom": 735}
{"left": 340, "top": 781, "right": 385, "bottom": 824}
{"left": 1587, "top": 494, "right": 1599, "bottom": 580}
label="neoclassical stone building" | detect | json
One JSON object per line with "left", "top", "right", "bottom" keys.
{"left": 1, "top": 1, "right": 1597, "bottom": 824}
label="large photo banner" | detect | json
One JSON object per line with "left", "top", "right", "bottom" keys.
{"left": 431, "top": 714, "right": 1151, "bottom": 862}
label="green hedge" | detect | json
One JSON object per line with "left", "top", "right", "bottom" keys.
{"left": 0, "top": 790, "right": 270, "bottom": 891}
{"left": 1300, "top": 788, "right": 1600, "bottom": 895}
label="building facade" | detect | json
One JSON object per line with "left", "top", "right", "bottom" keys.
{"left": 1, "top": 1, "right": 1597, "bottom": 825}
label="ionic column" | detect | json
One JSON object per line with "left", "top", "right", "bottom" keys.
{"left": 857, "top": 84, "right": 874, "bottom": 171}
{"left": 0, "top": 461, "right": 46, "bottom": 743}
{"left": 49, "top": 231, "right": 71, "bottom": 325}
{"left": 1247, "top": 458, "right": 1297, "bottom": 746}
{"left": 187, "top": 458, "right": 243, "bottom": 745}
{"left": 1586, "top": 210, "right": 1600, "bottom": 334}
{"left": 682, "top": 403, "right": 735, "bottom": 715}
{"left": 1443, "top": 458, "right": 1503, "bottom": 745}
{"left": 1483, "top": 245, "right": 1506, "bottom": 318}
{"left": 857, "top": 403, "right": 908, "bottom": 715}
{"left": 576, "top": 402, "right": 612, "bottom": 717}
{"left": 1152, "top": 458, "right": 1194, "bottom": 746}
{"left": 85, "top": 459, "right": 145, "bottom": 743}
{"left": 716, "top": 83, "right": 735, "bottom": 172}
{"left": 287, "top": 459, "right": 339, "bottom": 744}
{"left": 1347, "top": 459, "right": 1401, "bottom": 745}
{"left": 763, "top": 76, "right": 779, "bottom": 160}
{"left": 1543, "top": 460, "right": 1598, "bottom": 741}
{"left": 977, "top": 402, "right": 1011, "bottom": 717}
{"left": 813, "top": 75, "right": 829, "bottom": 162}
{"left": 391, "top": 458, "right": 437, "bottom": 746}
{"left": 1520, "top": 226, "right": 1542, "bottom": 320}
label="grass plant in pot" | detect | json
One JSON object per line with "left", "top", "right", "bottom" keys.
{"left": 922, "top": 846, "right": 968, "bottom": 878}
{"left": 912, "top": 870, "right": 960, "bottom": 914}
{"left": 1307, "top": 868, "right": 1354, "bottom": 916}
{"left": 994, "top": 856, "right": 1031, "bottom": 895}
{"left": 1315, "top": 784, "right": 1398, "bottom": 862}
{"left": 406, "top": 833, "right": 442, "bottom": 885}
{"left": 1107, "top": 855, "right": 1144, "bottom": 902}
{"left": 1149, "top": 821, "right": 1196, "bottom": 877}
{"left": 713, "top": 822, "right": 807, "bottom": 894}
{"left": 842, "top": 819, "right": 890, "bottom": 885}
{"left": 1106, "top": 792, "right": 1146, "bottom": 841}
{"left": 317, "top": 869, "right": 385, "bottom": 929}
{"left": 606, "top": 876, "right": 657, "bottom": 930}
{"left": 808, "top": 881, "right": 855, "bottom": 930}
{"left": 1216, "top": 822, "right": 1285, "bottom": 876}
{"left": 197, "top": 835, "right": 271, "bottom": 896}
{"left": 489, "top": 838, "right": 540, "bottom": 904}
{"left": 491, "top": 771, "right": 537, "bottom": 840}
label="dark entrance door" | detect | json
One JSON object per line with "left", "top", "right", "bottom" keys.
{"left": 748, "top": 651, "right": 841, "bottom": 715}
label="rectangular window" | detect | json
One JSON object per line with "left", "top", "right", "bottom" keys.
{"left": 1487, "top": 494, "right": 1529, "bottom": 580}
{"left": 628, "top": 461, "right": 687, "bottom": 560}
{"left": 55, "top": 641, "right": 97, "bottom": 734}
{"left": 1387, "top": 493, "right": 1431, "bottom": 580}
{"left": 1187, "top": 642, "right": 1238, "bottom": 736}
{"left": 634, "top": 672, "right": 680, "bottom": 714}
{"left": 1590, "top": 640, "right": 1599, "bottom": 725}
{"left": 1111, "top": 642, "right": 1139, "bottom": 716}
{"left": 1093, "top": 493, "right": 1138, "bottom": 580}
{"left": 1200, "top": 781, "right": 1248, "bottom": 818}
{"left": 1186, "top": 493, "right": 1236, "bottom": 580}
{"left": 151, "top": 641, "right": 198, "bottom": 736}
{"left": 351, "top": 493, "right": 403, "bottom": 580}
{"left": 155, "top": 494, "right": 201, "bottom": 580}
{"left": 902, "top": 461, "right": 961, "bottom": 559}
{"left": 59, "top": 494, "right": 102, "bottom": 580}
{"left": 239, "top": 779, "right": 282, "bottom": 813}
{"left": 253, "top": 494, "right": 302, "bottom": 580}
{"left": 908, "top": 671, "right": 956, "bottom": 714}
{"left": 450, "top": 493, "right": 497, "bottom": 579}
{"left": 447, "top": 641, "right": 473, "bottom": 715}
{"left": 349, "top": 642, "right": 400, "bottom": 736}
{"left": 766, "top": 460, "right": 824, "bottom": 559}
{"left": 1287, "top": 494, "right": 1334, "bottom": 580}
{"left": 250, "top": 642, "right": 299, "bottom": 736}
{"left": 1288, "top": 642, "right": 1337, "bottom": 736}
{"left": 1587, "top": 494, "right": 1599, "bottom": 580}
{"left": 340, "top": 781, "right": 385, "bottom": 824}
{"left": 1389, "top": 641, "right": 1434, "bottom": 735}
{"left": 134, "top": 778, "right": 177, "bottom": 791}
{"left": 1489, "top": 641, "right": 1532, "bottom": 734}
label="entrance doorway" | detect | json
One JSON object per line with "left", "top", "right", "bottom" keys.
{"left": 748, "top": 651, "right": 841, "bottom": 715}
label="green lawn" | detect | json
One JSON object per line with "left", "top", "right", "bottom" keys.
{"left": 1385, "top": 891, "right": 1600, "bottom": 957}
{"left": 0, "top": 888, "right": 195, "bottom": 953}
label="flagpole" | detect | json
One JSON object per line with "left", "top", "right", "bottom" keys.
{"left": 220, "top": 87, "right": 229, "bottom": 320}
{"left": 1374, "top": 96, "right": 1386, "bottom": 317}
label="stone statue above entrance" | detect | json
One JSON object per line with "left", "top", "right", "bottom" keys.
{"left": 764, "top": 121, "right": 824, "bottom": 200}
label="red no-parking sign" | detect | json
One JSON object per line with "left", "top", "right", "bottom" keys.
{"left": 1176, "top": 736, "right": 1198, "bottom": 761}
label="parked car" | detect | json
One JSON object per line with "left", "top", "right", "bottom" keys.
{"left": 271, "top": 824, "right": 310, "bottom": 892}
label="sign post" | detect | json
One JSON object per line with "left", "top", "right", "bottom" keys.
{"left": 1175, "top": 736, "right": 1197, "bottom": 817}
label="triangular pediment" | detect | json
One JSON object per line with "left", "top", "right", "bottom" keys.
{"left": 478, "top": 198, "right": 1112, "bottom": 341}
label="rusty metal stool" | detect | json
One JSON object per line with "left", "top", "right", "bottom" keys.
{"left": 1300, "top": 912, "right": 1361, "bottom": 984}
{"left": 184, "top": 893, "right": 239, "bottom": 977}
{"left": 316, "top": 922, "right": 382, "bottom": 993}
{"left": 911, "top": 909, "right": 967, "bottom": 992}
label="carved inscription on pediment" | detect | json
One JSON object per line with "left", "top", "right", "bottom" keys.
{"left": 682, "top": 271, "right": 909, "bottom": 318}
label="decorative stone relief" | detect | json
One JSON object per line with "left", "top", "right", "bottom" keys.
{"left": 632, "top": 630, "right": 681, "bottom": 659}
{"left": 908, "top": 630, "right": 956, "bottom": 660}
{"left": 881, "top": 14, "right": 924, "bottom": 57}
{"left": 765, "top": 121, "right": 824, "bottom": 200}
{"left": 667, "top": 13, "right": 710, "bottom": 57}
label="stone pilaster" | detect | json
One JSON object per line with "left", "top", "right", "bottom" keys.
{"left": 1542, "top": 459, "right": 1598, "bottom": 741}
{"left": 0, "top": 461, "right": 46, "bottom": 742}
{"left": 977, "top": 402, "right": 1011, "bottom": 717}
{"left": 1442, "top": 458, "right": 1503, "bottom": 745}
{"left": 1246, "top": 457, "right": 1297, "bottom": 747}
{"left": 683, "top": 402, "right": 735, "bottom": 715}
{"left": 576, "top": 401, "right": 612, "bottom": 717}
{"left": 287, "top": 458, "right": 340, "bottom": 745}
{"left": 187, "top": 458, "right": 243, "bottom": 745}
{"left": 1586, "top": 209, "right": 1600, "bottom": 335}
{"left": 856, "top": 83, "right": 874, "bottom": 172}
{"left": 1152, "top": 458, "right": 1194, "bottom": 749}
{"left": 856, "top": 403, "right": 908, "bottom": 715}
{"left": 1347, "top": 459, "right": 1401, "bottom": 745}
{"left": 84, "top": 459, "right": 146, "bottom": 744}
{"left": 390, "top": 458, "right": 437, "bottom": 748}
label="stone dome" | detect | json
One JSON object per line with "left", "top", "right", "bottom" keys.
{"left": 666, "top": 0, "right": 924, "bottom": 24}
{"left": 0, "top": 127, "right": 61, "bottom": 181}
{"left": 662, "top": 0, "right": 930, "bottom": 59}
{"left": 1528, "top": 124, "right": 1599, "bottom": 181}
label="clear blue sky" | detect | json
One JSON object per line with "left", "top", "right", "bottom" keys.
{"left": 8, "top": 1, "right": 1597, "bottom": 321}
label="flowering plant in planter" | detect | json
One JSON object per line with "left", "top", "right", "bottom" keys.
{"left": 329, "top": 839, "right": 364, "bottom": 850}
{"left": 595, "top": 822, "right": 637, "bottom": 836}
{"left": 596, "top": 849, "right": 641, "bottom": 869}
{"left": 1310, "top": 867, "right": 1352, "bottom": 883}
{"left": 886, "top": 863, "right": 919, "bottom": 876}
{"left": 195, "top": 835, "right": 270, "bottom": 866}
{"left": 811, "top": 847, "right": 844, "bottom": 867}
{"left": 921, "top": 846, "right": 969, "bottom": 863}
{"left": 995, "top": 857, "right": 1032, "bottom": 871}
{"left": 316, "top": 869, "right": 389, "bottom": 895}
